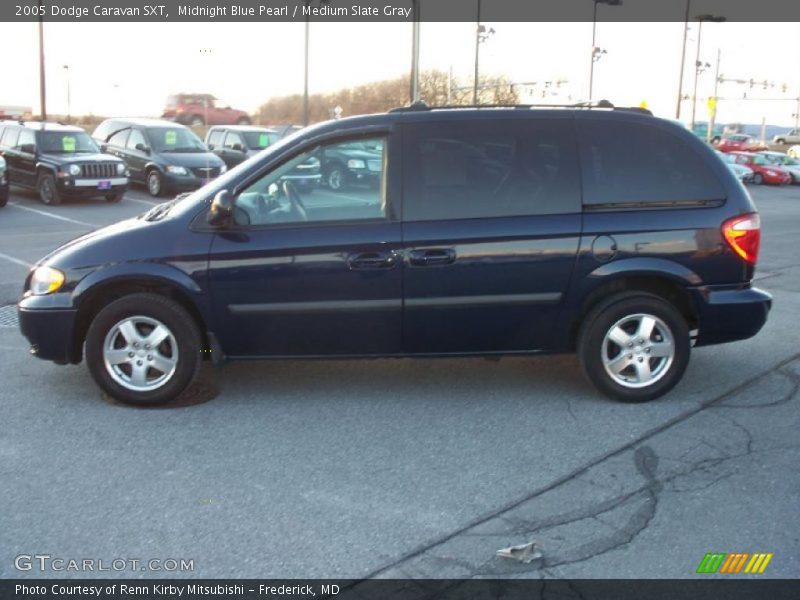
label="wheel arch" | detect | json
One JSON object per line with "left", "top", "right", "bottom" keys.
{"left": 70, "top": 271, "right": 209, "bottom": 363}
{"left": 568, "top": 264, "right": 701, "bottom": 350}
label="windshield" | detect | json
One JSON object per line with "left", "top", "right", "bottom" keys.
{"left": 147, "top": 127, "right": 206, "bottom": 153}
{"left": 39, "top": 131, "right": 99, "bottom": 154}
{"left": 751, "top": 155, "right": 769, "bottom": 165}
{"left": 243, "top": 131, "right": 279, "bottom": 150}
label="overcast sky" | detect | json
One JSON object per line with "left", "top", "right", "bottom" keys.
{"left": 1, "top": 21, "right": 798, "bottom": 125}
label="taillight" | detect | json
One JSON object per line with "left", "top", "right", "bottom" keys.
{"left": 722, "top": 213, "right": 761, "bottom": 265}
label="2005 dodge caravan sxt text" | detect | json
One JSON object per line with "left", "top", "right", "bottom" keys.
{"left": 18, "top": 104, "right": 772, "bottom": 406}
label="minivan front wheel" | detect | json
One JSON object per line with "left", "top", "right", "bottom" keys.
{"left": 37, "top": 172, "right": 62, "bottom": 205}
{"left": 579, "top": 293, "right": 690, "bottom": 403}
{"left": 85, "top": 293, "right": 201, "bottom": 406}
{"left": 147, "top": 169, "right": 163, "bottom": 197}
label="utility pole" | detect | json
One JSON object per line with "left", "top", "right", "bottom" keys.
{"left": 303, "top": 1, "right": 310, "bottom": 126}
{"left": 410, "top": 0, "right": 420, "bottom": 103}
{"left": 675, "top": 0, "right": 691, "bottom": 119}
{"left": 707, "top": 48, "right": 720, "bottom": 143}
{"left": 690, "top": 19, "right": 704, "bottom": 130}
{"left": 473, "top": 0, "right": 481, "bottom": 105}
{"left": 38, "top": 0, "right": 47, "bottom": 120}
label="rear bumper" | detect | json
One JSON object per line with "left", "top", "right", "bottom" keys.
{"left": 692, "top": 285, "right": 772, "bottom": 346}
{"left": 18, "top": 303, "right": 79, "bottom": 364}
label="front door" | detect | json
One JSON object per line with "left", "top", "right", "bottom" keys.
{"left": 207, "top": 132, "right": 402, "bottom": 357}
{"left": 400, "top": 116, "right": 583, "bottom": 354}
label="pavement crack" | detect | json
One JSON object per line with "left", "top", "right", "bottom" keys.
{"left": 350, "top": 353, "right": 800, "bottom": 582}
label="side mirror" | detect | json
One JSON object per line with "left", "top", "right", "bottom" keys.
{"left": 207, "top": 143, "right": 215, "bottom": 150}
{"left": 135, "top": 143, "right": 150, "bottom": 154}
{"left": 232, "top": 143, "right": 244, "bottom": 152}
{"left": 99, "top": 143, "right": 108, "bottom": 153}
{"left": 207, "top": 190, "right": 234, "bottom": 227}
{"left": 20, "top": 143, "right": 36, "bottom": 154}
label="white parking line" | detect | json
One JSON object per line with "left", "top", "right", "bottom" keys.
{"left": 8, "top": 202, "right": 97, "bottom": 227}
{"left": 0, "top": 251, "right": 32, "bottom": 268}
{"left": 125, "top": 195, "right": 159, "bottom": 206}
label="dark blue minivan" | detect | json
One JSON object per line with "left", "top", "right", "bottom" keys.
{"left": 18, "top": 104, "right": 771, "bottom": 406}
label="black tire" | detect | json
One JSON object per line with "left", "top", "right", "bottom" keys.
{"left": 753, "top": 173, "right": 764, "bottom": 185}
{"left": 236, "top": 117, "right": 252, "bottom": 125}
{"left": 326, "top": 164, "right": 345, "bottom": 191}
{"left": 190, "top": 115, "right": 205, "bottom": 127}
{"left": 105, "top": 191, "right": 124, "bottom": 203}
{"left": 37, "top": 172, "right": 62, "bottom": 205}
{"left": 775, "top": 138, "right": 785, "bottom": 145}
{"left": 146, "top": 169, "right": 163, "bottom": 197}
{"left": 85, "top": 293, "right": 202, "bottom": 406}
{"left": 578, "top": 292, "right": 690, "bottom": 403}
{"left": 0, "top": 190, "right": 7, "bottom": 208}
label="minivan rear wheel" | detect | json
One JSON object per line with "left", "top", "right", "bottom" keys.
{"left": 85, "top": 293, "right": 201, "bottom": 406}
{"left": 578, "top": 293, "right": 690, "bottom": 403}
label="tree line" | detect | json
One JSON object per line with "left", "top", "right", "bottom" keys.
{"left": 256, "top": 70, "right": 519, "bottom": 125}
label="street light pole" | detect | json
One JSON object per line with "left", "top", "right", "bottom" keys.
{"left": 675, "top": 0, "right": 691, "bottom": 119}
{"left": 38, "top": 0, "right": 47, "bottom": 120}
{"left": 588, "top": 1, "right": 598, "bottom": 103}
{"left": 410, "top": 0, "right": 420, "bottom": 103}
{"left": 690, "top": 20, "right": 704, "bottom": 130}
{"left": 588, "top": 0, "right": 622, "bottom": 104}
{"left": 707, "top": 48, "right": 721, "bottom": 143}
{"left": 63, "top": 65, "right": 70, "bottom": 123}
{"left": 473, "top": 0, "right": 481, "bottom": 105}
{"left": 303, "top": 0, "right": 310, "bottom": 126}
{"left": 690, "top": 14, "right": 725, "bottom": 130}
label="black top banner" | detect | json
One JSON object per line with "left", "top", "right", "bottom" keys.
{"left": 5, "top": 0, "right": 800, "bottom": 22}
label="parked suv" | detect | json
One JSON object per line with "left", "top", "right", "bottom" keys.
{"left": 206, "top": 125, "right": 321, "bottom": 191}
{"left": 0, "top": 121, "right": 128, "bottom": 205}
{"left": 92, "top": 118, "right": 226, "bottom": 197}
{"left": 18, "top": 103, "right": 771, "bottom": 406}
{"left": 0, "top": 154, "right": 8, "bottom": 207}
{"left": 320, "top": 139, "right": 382, "bottom": 190}
{"left": 162, "top": 94, "right": 251, "bottom": 127}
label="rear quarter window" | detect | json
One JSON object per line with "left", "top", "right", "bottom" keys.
{"left": 579, "top": 119, "right": 725, "bottom": 206}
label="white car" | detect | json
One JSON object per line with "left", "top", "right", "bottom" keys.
{"left": 759, "top": 151, "right": 800, "bottom": 184}
{"left": 788, "top": 145, "right": 800, "bottom": 160}
{"left": 772, "top": 129, "right": 800, "bottom": 145}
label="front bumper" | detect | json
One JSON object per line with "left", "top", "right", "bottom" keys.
{"left": 57, "top": 177, "right": 129, "bottom": 197}
{"left": 692, "top": 285, "right": 772, "bottom": 346}
{"left": 162, "top": 173, "right": 216, "bottom": 193}
{"left": 18, "top": 302, "right": 79, "bottom": 364}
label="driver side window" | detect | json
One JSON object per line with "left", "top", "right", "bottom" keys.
{"left": 234, "top": 136, "right": 386, "bottom": 227}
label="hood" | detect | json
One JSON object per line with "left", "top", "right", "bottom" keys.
{"left": 40, "top": 152, "right": 125, "bottom": 165}
{"left": 160, "top": 152, "right": 224, "bottom": 168}
{"left": 39, "top": 216, "right": 160, "bottom": 269}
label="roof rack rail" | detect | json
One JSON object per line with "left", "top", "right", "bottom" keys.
{"left": 389, "top": 99, "right": 652, "bottom": 116}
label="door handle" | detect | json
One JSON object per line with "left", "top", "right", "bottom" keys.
{"left": 408, "top": 248, "right": 456, "bottom": 266}
{"left": 347, "top": 251, "right": 399, "bottom": 270}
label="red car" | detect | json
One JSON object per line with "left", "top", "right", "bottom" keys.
{"left": 730, "top": 152, "right": 792, "bottom": 185}
{"left": 716, "top": 134, "right": 767, "bottom": 153}
{"left": 162, "top": 93, "right": 251, "bottom": 127}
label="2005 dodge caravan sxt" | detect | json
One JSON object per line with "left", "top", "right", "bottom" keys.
{"left": 18, "top": 103, "right": 772, "bottom": 406}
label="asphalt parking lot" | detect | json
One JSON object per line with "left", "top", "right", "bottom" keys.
{"left": 0, "top": 182, "right": 798, "bottom": 579}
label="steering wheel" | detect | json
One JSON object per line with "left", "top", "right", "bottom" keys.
{"left": 282, "top": 180, "right": 307, "bottom": 222}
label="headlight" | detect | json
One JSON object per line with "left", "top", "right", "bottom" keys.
{"left": 29, "top": 266, "right": 65, "bottom": 295}
{"left": 347, "top": 159, "right": 366, "bottom": 169}
{"left": 67, "top": 164, "right": 81, "bottom": 176}
{"left": 166, "top": 166, "right": 188, "bottom": 175}
{"left": 219, "top": 164, "right": 227, "bottom": 174}
{"left": 116, "top": 163, "right": 127, "bottom": 175}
